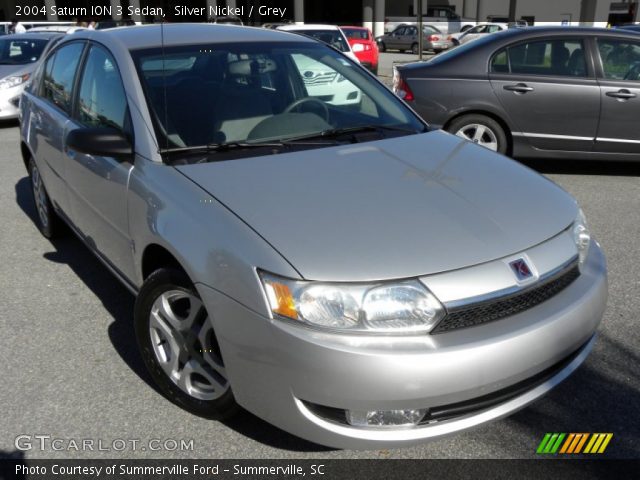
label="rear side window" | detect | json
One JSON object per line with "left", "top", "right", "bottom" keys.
{"left": 77, "top": 45, "right": 129, "bottom": 132}
{"left": 41, "top": 42, "right": 85, "bottom": 114}
{"left": 491, "top": 39, "right": 587, "bottom": 77}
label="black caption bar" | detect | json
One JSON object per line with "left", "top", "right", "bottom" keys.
{"left": 0, "top": 460, "right": 639, "bottom": 480}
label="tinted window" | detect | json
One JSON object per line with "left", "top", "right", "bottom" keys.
{"left": 597, "top": 38, "right": 640, "bottom": 81}
{"left": 342, "top": 28, "right": 369, "bottom": 40}
{"left": 42, "top": 42, "right": 84, "bottom": 114}
{"left": 0, "top": 38, "right": 49, "bottom": 65}
{"left": 77, "top": 45, "right": 129, "bottom": 132}
{"left": 507, "top": 39, "right": 586, "bottom": 77}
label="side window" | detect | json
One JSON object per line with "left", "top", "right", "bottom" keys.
{"left": 407, "top": 27, "right": 417, "bottom": 36}
{"left": 491, "top": 49, "right": 509, "bottom": 73}
{"left": 42, "top": 42, "right": 85, "bottom": 114}
{"left": 597, "top": 39, "right": 640, "bottom": 81}
{"left": 508, "top": 39, "right": 586, "bottom": 77}
{"left": 395, "top": 27, "right": 405, "bottom": 36}
{"left": 77, "top": 45, "right": 129, "bottom": 133}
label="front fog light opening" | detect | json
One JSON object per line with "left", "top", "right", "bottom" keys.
{"left": 346, "top": 408, "right": 428, "bottom": 428}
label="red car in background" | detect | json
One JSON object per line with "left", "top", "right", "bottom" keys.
{"left": 341, "top": 26, "right": 379, "bottom": 74}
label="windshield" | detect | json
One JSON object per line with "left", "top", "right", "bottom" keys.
{"left": 286, "top": 30, "right": 350, "bottom": 52}
{"left": 0, "top": 38, "right": 48, "bottom": 65}
{"left": 132, "top": 41, "right": 425, "bottom": 158}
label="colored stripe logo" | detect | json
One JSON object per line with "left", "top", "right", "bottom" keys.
{"left": 537, "top": 433, "right": 613, "bottom": 454}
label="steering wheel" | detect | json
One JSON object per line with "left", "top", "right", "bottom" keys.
{"left": 624, "top": 63, "right": 640, "bottom": 81}
{"left": 284, "top": 97, "right": 330, "bottom": 123}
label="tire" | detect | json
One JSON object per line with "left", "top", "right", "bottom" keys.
{"left": 452, "top": 39, "right": 460, "bottom": 47}
{"left": 411, "top": 42, "right": 419, "bottom": 55}
{"left": 446, "top": 114, "right": 509, "bottom": 155}
{"left": 134, "top": 268, "right": 239, "bottom": 420}
{"left": 29, "top": 157, "right": 62, "bottom": 239}
{"left": 371, "top": 65, "right": 379, "bottom": 76}
{"left": 378, "top": 41, "right": 386, "bottom": 53}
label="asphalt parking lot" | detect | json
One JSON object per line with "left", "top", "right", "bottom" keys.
{"left": 0, "top": 54, "right": 638, "bottom": 458}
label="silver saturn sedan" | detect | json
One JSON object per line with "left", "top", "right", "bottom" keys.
{"left": 19, "top": 24, "right": 607, "bottom": 449}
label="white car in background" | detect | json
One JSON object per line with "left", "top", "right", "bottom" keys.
{"left": 277, "top": 24, "right": 362, "bottom": 106}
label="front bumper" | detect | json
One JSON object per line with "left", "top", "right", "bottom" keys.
{"left": 197, "top": 241, "right": 607, "bottom": 449}
{"left": 0, "top": 85, "right": 24, "bottom": 119}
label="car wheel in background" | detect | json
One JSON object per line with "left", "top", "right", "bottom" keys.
{"left": 452, "top": 39, "right": 460, "bottom": 46}
{"left": 378, "top": 41, "right": 386, "bottom": 52}
{"left": 134, "top": 268, "right": 239, "bottom": 420}
{"left": 411, "top": 43, "right": 419, "bottom": 55}
{"left": 447, "top": 114, "right": 508, "bottom": 154}
{"left": 29, "top": 158, "right": 62, "bottom": 239}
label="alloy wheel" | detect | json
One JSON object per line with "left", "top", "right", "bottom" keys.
{"left": 455, "top": 123, "right": 499, "bottom": 151}
{"left": 148, "top": 290, "right": 229, "bottom": 401}
{"left": 31, "top": 163, "right": 49, "bottom": 229}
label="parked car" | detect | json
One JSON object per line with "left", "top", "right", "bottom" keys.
{"left": 450, "top": 23, "right": 506, "bottom": 46}
{"left": 341, "top": 26, "right": 379, "bottom": 74}
{"left": 384, "top": 6, "right": 474, "bottom": 34}
{"left": 276, "top": 24, "right": 359, "bottom": 62}
{"left": 0, "top": 32, "right": 62, "bottom": 120}
{"left": 377, "top": 24, "right": 453, "bottom": 54}
{"left": 21, "top": 24, "right": 607, "bottom": 450}
{"left": 95, "top": 20, "right": 138, "bottom": 30}
{"left": 395, "top": 26, "right": 640, "bottom": 160}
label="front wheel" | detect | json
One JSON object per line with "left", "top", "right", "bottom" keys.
{"left": 411, "top": 42, "right": 419, "bottom": 55}
{"left": 134, "top": 268, "right": 239, "bottom": 420}
{"left": 378, "top": 42, "right": 386, "bottom": 53}
{"left": 447, "top": 114, "right": 508, "bottom": 154}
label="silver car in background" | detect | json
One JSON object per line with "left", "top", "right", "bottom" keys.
{"left": 20, "top": 24, "right": 607, "bottom": 449}
{"left": 0, "top": 32, "right": 61, "bottom": 119}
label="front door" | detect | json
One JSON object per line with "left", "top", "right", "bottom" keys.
{"left": 489, "top": 37, "right": 600, "bottom": 152}
{"left": 64, "top": 43, "right": 135, "bottom": 281}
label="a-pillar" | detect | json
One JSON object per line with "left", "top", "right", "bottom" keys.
{"left": 373, "top": 0, "right": 385, "bottom": 37}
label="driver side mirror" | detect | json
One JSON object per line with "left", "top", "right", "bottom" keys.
{"left": 66, "top": 128, "right": 133, "bottom": 159}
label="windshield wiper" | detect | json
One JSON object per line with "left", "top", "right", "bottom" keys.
{"left": 160, "top": 141, "right": 287, "bottom": 155}
{"left": 160, "top": 138, "right": 342, "bottom": 156}
{"left": 284, "top": 124, "right": 422, "bottom": 143}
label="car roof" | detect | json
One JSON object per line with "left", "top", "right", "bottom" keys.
{"left": 0, "top": 32, "right": 61, "bottom": 40}
{"left": 341, "top": 26, "right": 368, "bottom": 30}
{"left": 63, "top": 23, "right": 316, "bottom": 50}
{"left": 278, "top": 24, "right": 340, "bottom": 31}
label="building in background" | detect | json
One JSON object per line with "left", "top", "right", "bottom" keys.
{"left": 0, "top": 0, "right": 637, "bottom": 34}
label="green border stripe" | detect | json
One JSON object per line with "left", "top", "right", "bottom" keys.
{"left": 544, "top": 434, "right": 559, "bottom": 453}
{"left": 550, "top": 433, "right": 566, "bottom": 453}
{"left": 537, "top": 433, "right": 552, "bottom": 454}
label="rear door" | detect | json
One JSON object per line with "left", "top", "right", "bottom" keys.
{"left": 402, "top": 26, "right": 418, "bottom": 51}
{"left": 593, "top": 37, "right": 640, "bottom": 155}
{"left": 387, "top": 27, "right": 405, "bottom": 50}
{"left": 26, "top": 41, "right": 85, "bottom": 217}
{"left": 63, "top": 43, "right": 135, "bottom": 279}
{"left": 489, "top": 37, "right": 600, "bottom": 152}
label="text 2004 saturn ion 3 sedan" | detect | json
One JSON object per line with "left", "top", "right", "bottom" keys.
{"left": 20, "top": 24, "right": 607, "bottom": 449}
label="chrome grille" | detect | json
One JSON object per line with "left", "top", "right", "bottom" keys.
{"left": 302, "top": 71, "right": 337, "bottom": 85}
{"left": 432, "top": 260, "right": 581, "bottom": 334}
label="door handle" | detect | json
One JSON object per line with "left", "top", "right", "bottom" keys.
{"left": 504, "top": 83, "right": 534, "bottom": 93}
{"left": 606, "top": 89, "right": 636, "bottom": 100}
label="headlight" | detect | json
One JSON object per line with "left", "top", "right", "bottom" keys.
{"left": 0, "top": 74, "right": 30, "bottom": 90}
{"left": 259, "top": 272, "right": 445, "bottom": 334}
{"left": 572, "top": 208, "right": 591, "bottom": 267}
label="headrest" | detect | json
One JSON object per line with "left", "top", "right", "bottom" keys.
{"left": 227, "top": 58, "right": 277, "bottom": 76}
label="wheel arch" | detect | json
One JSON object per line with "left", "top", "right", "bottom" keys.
{"left": 443, "top": 109, "right": 514, "bottom": 156}
{"left": 140, "top": 243, "right": 188, "bottom": 282}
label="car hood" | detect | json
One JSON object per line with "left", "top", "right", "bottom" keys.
{"left": 176, "top": 130, "right": 577, "bottom": 282}
{"left": 0, "top": 64, "right": 34, "bottom": 79}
